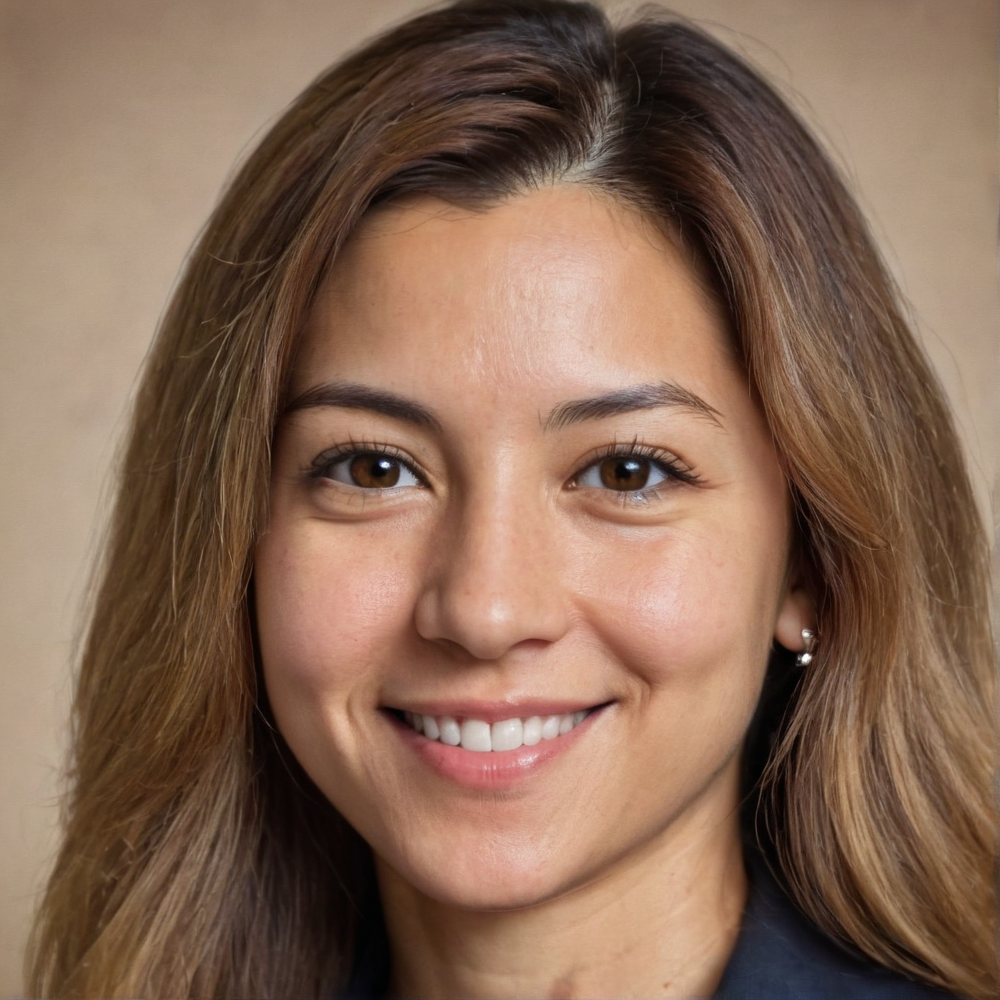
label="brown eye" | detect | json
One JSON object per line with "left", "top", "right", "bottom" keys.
{"left": 322, "top": 452, "right": 421, "bottom": 490}
{"left": 576, "top": 452, "right": 678, "bottom": 494}
{"left": 351, "top": 455, "right": 400, "bottom": 487}
{"left": 598, "top": 456, "right": 651, "bottom": 491}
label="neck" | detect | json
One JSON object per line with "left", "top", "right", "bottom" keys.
{"left": 376, "top": 803, "right": 747, "bottom": 999}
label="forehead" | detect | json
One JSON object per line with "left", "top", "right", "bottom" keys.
{"left": 294, "top": 186, "right": 738, "bottom": 409}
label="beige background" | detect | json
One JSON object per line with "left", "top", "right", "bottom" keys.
{"left": 1, "top": 0, "right": 996, "bottom": 993}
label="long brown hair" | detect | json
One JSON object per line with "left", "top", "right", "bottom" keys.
{"left": 28, "top": 2, "right": 996, "bottom": 997}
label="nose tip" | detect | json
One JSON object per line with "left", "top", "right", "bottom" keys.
{"left": 413, "top": 512, "right": 570, "bottom": 662}
{"left": 415, "top": 586, "right": 566, "bottom": 662}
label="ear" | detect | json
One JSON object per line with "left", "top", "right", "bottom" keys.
{"left": 773, "top": 572, "right": 817, "bottom": 653}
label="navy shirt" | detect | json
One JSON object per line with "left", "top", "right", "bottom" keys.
{"left": 346, "top": 857, "right": 956, "bottom": 999}
{"left": 714, "top": 856, "right": 955, "bottom": 999}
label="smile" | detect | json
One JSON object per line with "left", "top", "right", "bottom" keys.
{"left": 384, "top": 701, "right": 610, "bottom": 790}
{"left": 401, "top": 710, "right": 591, "bottom": 752}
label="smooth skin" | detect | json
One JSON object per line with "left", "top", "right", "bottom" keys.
{"left": 255, "top": 185, "right": 815, "bottom": 998}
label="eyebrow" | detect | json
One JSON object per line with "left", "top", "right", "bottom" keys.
{"left": 283, "top": 378, "right": 721, "bottom": 432}
{"left": 284, "top": 380, "right": 443, "bottom": 431}
{"left": 543, "top": 381, "right": 722, "bottom": 431}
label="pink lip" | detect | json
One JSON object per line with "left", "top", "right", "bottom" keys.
{"left": 386, "top": 706, "right": 606, "bottom": 791}
{"left": 384, "top": 699, "right": 602, "bottom": 724}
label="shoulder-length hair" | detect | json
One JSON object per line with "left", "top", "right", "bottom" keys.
{"left": 28, "top": 2, "right": 996, "bottom": 997}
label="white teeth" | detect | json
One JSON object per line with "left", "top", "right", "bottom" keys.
{"left": 404, "top": 709, "right": 592, "bottom": 751}
{"left": 439, "top": 716, "right": 461, "bottom": 746}
{"left": 522, "top": 716, "right": 542, "bottom": 746}
{"left": 460, "top": 718, "right": 492, "bottom": 752}
{"left": 490, "top": 717, "right": 523, "bottom": 752}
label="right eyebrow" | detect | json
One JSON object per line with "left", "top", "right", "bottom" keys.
{"left": 543, "top": 381, "right": 723, "bottom": 431}
{"left": 283, "top": 380, "right": 444, "bottom": 432}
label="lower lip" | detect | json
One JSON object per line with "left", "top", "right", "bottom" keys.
{"left": 387, "top": 709, "right": 604, "bottom": 791}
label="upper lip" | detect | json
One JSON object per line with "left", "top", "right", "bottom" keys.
{"left": 383, "top": 699, "right": 609, "bottom": 724}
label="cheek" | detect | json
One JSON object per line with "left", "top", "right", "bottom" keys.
{"left": 254, "top": 520, "right": 418, "bottom": 700}
{"left": 573, "top": 514, "right": 786, "bottom": 693}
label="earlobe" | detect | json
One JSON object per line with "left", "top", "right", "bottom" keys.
{"left": 773, "top": 583, "right": 817, "bottom": 653}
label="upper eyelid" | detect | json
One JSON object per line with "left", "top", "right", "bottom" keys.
{"left": 307, "top": 441, "right": 684, "bottom": 468}
{"left": 575, "top": 441, "right": 684, "bottom": 466}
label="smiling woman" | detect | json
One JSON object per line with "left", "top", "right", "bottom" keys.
{"left": 257, "top": 189, "right": 800, "bottom": 940}
{"left": 26, "top": 2, "right": 995, "bottom": 999}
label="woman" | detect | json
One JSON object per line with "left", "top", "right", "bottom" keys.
{"left": 27, "top": 1, "right": 995, "bottom": 997}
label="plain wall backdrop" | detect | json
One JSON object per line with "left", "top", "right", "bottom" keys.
{"left": 1, "top": 0, "right": 996, "bottom": 994}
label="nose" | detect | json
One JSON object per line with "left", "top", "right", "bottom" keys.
{"left": 413, "top": 485, "right": 571, "bottom": 661}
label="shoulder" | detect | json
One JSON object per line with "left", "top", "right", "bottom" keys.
{"left": 714, "top": 856, "right": 960, "bottom": 1000}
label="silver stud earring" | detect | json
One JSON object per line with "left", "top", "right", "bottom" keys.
{"left": 796, "top": 629, "right": 817, "bottom": 667}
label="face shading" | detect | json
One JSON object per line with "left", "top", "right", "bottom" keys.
{"left": 254, "top": 185, "right": 813, "bottom": 910}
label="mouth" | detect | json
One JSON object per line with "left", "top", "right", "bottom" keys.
{"left": 381, "top": 700, "right": 612, "bottom": 790}
{"left": 388, "top": 707, "right": 597, "bottom": 753}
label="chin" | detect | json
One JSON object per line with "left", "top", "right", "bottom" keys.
{"left": 378, "top": 828, "right": 579, "bottom": 912}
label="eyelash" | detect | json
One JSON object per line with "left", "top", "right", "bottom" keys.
{"left": 307, "top": 439, "right": 424, "bottom": 486}
{"left": 305, "top": 438, "right": 701, "bottom": 500}
{"left": 573, "top": 440, "right": 701, "bottom": 500}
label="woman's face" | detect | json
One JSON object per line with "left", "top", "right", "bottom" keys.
{"left": 255, "top": 186, "right": 811, "bottom": 909}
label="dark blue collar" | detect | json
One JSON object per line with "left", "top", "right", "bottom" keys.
{"left": 715, "top": 854, "right": 954, "bottom": 999}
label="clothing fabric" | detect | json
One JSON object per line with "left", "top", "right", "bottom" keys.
{"left": 714, "top": 854, "right": 955, "bottom": 999}
{"left": 345, "top": 854, "right": 957, "bottom": 999}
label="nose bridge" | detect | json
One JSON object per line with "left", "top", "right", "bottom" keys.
{"left": 414, "top": 468, "right": 569, "bottom": 661}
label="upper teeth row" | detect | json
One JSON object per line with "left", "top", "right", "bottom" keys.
{"left": 404, "top": 711, "right": 589, "bottom": 752}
